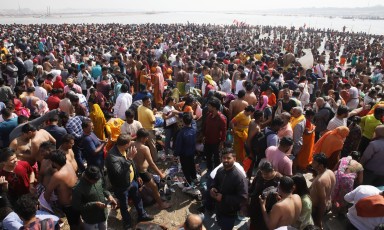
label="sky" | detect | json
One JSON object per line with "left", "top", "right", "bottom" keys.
{"left": 2, "top": 0, "right": 383, "bottom": 11}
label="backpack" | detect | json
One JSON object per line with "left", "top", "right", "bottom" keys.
{"left": 250, "top": 128, "right": 275, "bottom": 160}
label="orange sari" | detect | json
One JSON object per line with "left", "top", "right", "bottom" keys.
{"left": 297, "top": 119, "right": 316, "bottom": 170}
{"left": 151, "top": 67, "right": 165, "bottom": 108}
{"left": 231, "top": 111, "right": 251, "bottom": 163}
{"left": 313, "top": 126, "right": 350, "bottom": 169}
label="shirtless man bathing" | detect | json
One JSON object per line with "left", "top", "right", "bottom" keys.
{"left": 133, "top": 128, "right": 171, "bottom": 209}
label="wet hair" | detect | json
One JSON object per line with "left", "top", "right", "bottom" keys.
{"left": 48, "top": 114, "right": 59, "bottom": 122}
{"left": 259, "top": 161, "right": 274, "bottom": 173}
{"left": 17, "top": 115, "right": 28, "bottom": 124}
{"left": 245, "top": 81, "right": 253, "bottom": 91}
{"left": 244, "top": 105, "right": 255, "bottom": 113}
{"left": 279, "top": 176, "right": 294, "bottom": 194}
{"left": 62, "top": 134, "right": 75, "bottom": 144}
{"left": 313, "top": 152, "right": 328, "bottom": 168}
{"left": 292, "top": 173, "right": 310, "bottom": 196}
{"left": 182, "top": 112, "right": 193, "bottom": 125}
{"left": 1, "top": 108, "right": 12, "bottom": 118}
{"left": 39, "top": 141, "right": 56, "bottom": 153}
{"left": 253, "top": 110, "right": 263, "bottom": 120}
{"left": 14, "top": 194, "right": 38, "bottom": 221}
{"left": 238, "top": 90, "right": 246, "bottom": 98}
{"left": 136, "top": 128, "right": 150, "bottom": 139}
{"left": 280, "top": 137, "right": 294, "bottom": 147}
{"left": 85, "top": 166, "right": 101, "bottom": 181}
{"left": 349, "top": 151, "right": 361, "bottom": 161}
{"left": 50, "top": 149, "right": 67, "bottom": 167}
{"left": 116, "top": 134, "right": 132, "bottom": 146}
{"left": 21, "top": 123, "right": 37, "bottom": 133}
{"left": 270, "top": 117, "right": 284, "bottom": 128}
{"left": 0, "top": 148, "right": 15, "bottom": 163}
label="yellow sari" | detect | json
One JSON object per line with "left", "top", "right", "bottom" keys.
{"left": 105, "top": 118, "right": 125, "bottom": 151}
{"left": 231, "top": 111, "right": 251, "bottom": 162}
{"left": 90, "top": 104, "right": 106, "bottom": 140}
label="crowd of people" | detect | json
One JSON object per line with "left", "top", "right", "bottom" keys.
{"left": 0, "top": 22, "right": 383, "bottom": 230}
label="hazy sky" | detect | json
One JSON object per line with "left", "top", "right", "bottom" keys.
{"left": 2, "top": 0, "right": 383, "bottom": 11}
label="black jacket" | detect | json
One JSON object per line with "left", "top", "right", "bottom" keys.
{"left": 105, "top": 145, "right": 137, "bottom": 190}
{"left": 211, "top": 166, "right": 248, "bottom": 216}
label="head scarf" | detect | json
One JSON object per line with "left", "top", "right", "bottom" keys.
{"left": 155, "top": 66, "right": 165, "bottom": 95}
{"left": 313, "top": 126, "right": 350, "bottom": 159}
{"left": 255, "top": 95, "right": 268, "bottom": 111}
{"left": 204, "top": 75, "right": 215, "bottom": 85}
{"left": 90, "top": 104, "right": 106, "bottom": 140}
{"left": 53, "top": 75, "right": 64, "bottom": 89}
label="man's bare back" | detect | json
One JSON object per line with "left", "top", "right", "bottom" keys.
{"left": 244, "top": 92, "right": 257, "bottom": 106}
{"left": 31, "top": 130, "right": 56, "bottom": 163}
{"left": 273, "top": 194, "right": 302, "bottom": 228}
{"left": 229, "top": 99, "right": 248, "bottom": 120}
{"left": 310, "top": 169, "right": 335, "bottom": 208}
{"left": 59, "top": 147, "right": 78, "bottom": 172}
{"left": 46, "top": 163, "right": 77, "bottom": 206}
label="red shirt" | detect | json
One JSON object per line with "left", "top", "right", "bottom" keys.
{"left": 203, "top": 111, "right": 227, "bottom": 144}
{"left": 46, "top": 95, "right": 61, "bottom": 110}
{"left": 0, "top": 161, "right": 32, "bottom": 200}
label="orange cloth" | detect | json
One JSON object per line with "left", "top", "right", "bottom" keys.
{"left": 231, "top": 111, "right": 251, "bottom": 162}
{"left": 262, "top": 92, "right": 277, "bottom": 107}
{"left": 90, "top": 104, "right": 106, "bottom": 140}
{"left": 313, "top": 126, "right": 349, "bottom": 169}
{"left": 105, "top": 118, "right": 125, "bottom": 151}
{"left": 151, "top": 66, "right": 165, "bottom": 108}
{"left": 296, "top": 120, "right": 316, "bottom": 170}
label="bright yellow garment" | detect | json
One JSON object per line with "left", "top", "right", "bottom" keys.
{"left": 290, "top": 115, "right": 305, "bottom": 130}
{"left": 90, "top": 104, "right": 106, "bottom": 140}
{"left": 231, "top": 111, "right": 251, "bottom": 162}
{"left": 105, "top": 118, "right": 125, "bottom": 151}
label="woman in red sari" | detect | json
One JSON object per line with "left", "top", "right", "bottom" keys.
{"left": 150, "top": 64, "right": 165, "bottom": 109}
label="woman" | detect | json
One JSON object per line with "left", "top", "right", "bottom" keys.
{"left": 249, "top": 161, "right": 282, "bottom": 230}
{"left": 255, "top": 95, "right": 273, "bottom": 129}
{"left": 341, "top": 116, "right": 362, "bottom": 158}
{"left": 313, "top": 126, "right": 350, "bottom": 169}
{"left": 296, "top": 109, "right": 316, "bottom": 170}
{"left": 332, "top": 151, "right": 363, "bottom": 215}
{"left": 162, "top": 97, "right": 179, "bottom": 156}
{"left": 89, "top": 104, "right": 106, "bottom": 140}
{"left": 292, "top": 173, "right": 314, "bottom": 230}
{"left": 53, "top": 75, "right": 65, "bottom": 90}
{"left": 230, "top": 105, "right": 255, "bottom": 162}
{"left": 245, "top": 110, "right": 263, "bottom": 178}
{"left": 105, "top": 112, "right": 125, "bottom": 151}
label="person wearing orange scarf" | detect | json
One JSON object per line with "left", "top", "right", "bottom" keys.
{"left": 290, "top": 107, "right": 306, "bottom": 156}
{"left": 296, "top": 109, "right": 316, "bottom": 170}
{"left": 313, "top": 126, "right": 350, "bottom": 169}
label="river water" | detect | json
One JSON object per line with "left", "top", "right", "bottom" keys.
{"left": 0, "top": 11, "right": 383, "bottom": 35}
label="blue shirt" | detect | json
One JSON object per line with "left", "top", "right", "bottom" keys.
{"left": 0, "top": 117, "right": 18, "bottom": 147}
{"left": 82, "top": 132, "right": 104, "bottom": 169}
{"left": 175, "top": 126, "right": 196, "bottom": 157}
{"left": 91, "top": 65, "right": 102, "bottom": 80}
{"left": 3, "top": 211, "right": 59, "bottom": 230}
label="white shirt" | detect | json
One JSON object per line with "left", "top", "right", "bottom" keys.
{"left": 23, "top": 59, "right": 34, "bottom": 72}
{"left": 298, "top": 91, "right": 310, "bottom": 108}
{"left": 120, "top": 120, "right": 143, "bottom": 138}
{"left": 220, "top": 78, "right": 232, "bottom": 94}
{"left": 235, "top": 79, "right": 245, "bottom": 95}
{"left": 315, "top": 64, "right": 325, "bottom": 78}
{"left": 114, "top": 93, "right": 133, "bottom": 119}
{"left": 326, "top": 116, "right": 347, "bottom": 131}
{"left": 345, "top": 185, "right": 384, "bottom": 230}
{"left": 34, "top": 86, "right": 48, "bottom": 101}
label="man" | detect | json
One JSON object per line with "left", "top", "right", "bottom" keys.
{"left": 244, "top": 81, "right": 257, "bottom": 106}
{"left": 0, "top": 148, "right": 35, "bottom": 204}
{"left": 260, "top": 176, "right": 302, "bottom": 230}
{"left": 0, "top": 77, "right": 13, "bottom": 103}
{"left": 313, "top": 97, "right": 333, "bottom": 140}
{"left": 10, "top": 124, "right": 56, "bottom": 165}
{"left": 46, "top": 88, "right": 62, "bottom": 110}
{"left": 228, "top": 89, "right": 248, "bottom": 120}
{"left": 266, "top": 137, "right": 294, "bottom": 176}
{"left": 181, "top": 214, "right": 206, "bottom": 230}
{"left": 360, "top": 125, "right": 384, "bottom": 186}
{"left": 81, "top": 120, "right": 107, "bottom": 170}
{"left": 113, "top": 75, "right": 125, "bottom": 102}
{"left": 345, "top": 185, "right": 384, "bottom": 230}
{"left": 44, "top": 150, "right": 79, "bottom": 230}
{"left": 345, "top": 83, "right": 359, "bottom": 110}
{"left": 297, "top": 83, "right": 310, "bottom": 108}
{"left": 77, "top": 64, "right": 92, "bottom": 95}
{"left": 310, "top": 153, "right": 336, "bottom": 229}
{"left": 65, "top": 115, "right": 87, "bottom": 172}
{"left": 120, "top": 109, "right": 143, "bottom": 139}
{"left": 105, "top": 134, "right": 153, "bottom": 229}
{"left": 59, "top": 92, "right": 75, "bottom": 116}
{"left": 290, "top": 107, "right": 305, "bottom": 156}
{"left": 35, "top": 78, "right": 48, "bottom": 101}
{"left": 219, "top": 72, "right": 232, "bottom": 94}
{"left": 70, "top": 95, "right": 87, "bottom": 117}
{"left": 72, "top": 166, "right": 117, "bottom": 230}
{"left": 44, "top": 115, "right": 67, "bottom": 148}
{"left": 137, "top": 96, "right": 157, "bottom": 161}
{"left": 0, "top": 108, "right": 18, "bottom": 148}
{"left": 64, "top": 78, "right": 82, "bottom": 94}
{"left": 276, "top": 90, "right": 298, "bottom": 115}
{"left": 210, "top": 151, "right": 248, "bottom": 230}
{"left": 96, "top": 76, "right": 112, "bottom": 100}
{"left": 359, "top": 107, "right": 384, "bottom": 153}
{"left": 59, "top": 134, "right": 78, "bottom": 172}
{"left": 133, "top": 129, "right": 171, "bottom": 209}
{"left": 14, "top": 194, "right": 57, "bottom": 230}
{"left": 36, "top": 141, "right": 56, "bottom": 190}
{"left": 326, "top": 105, "right": 348, "bottom": 132}
{"left": 114, "top": 84, "right": 132, "bottom": 120}
{"left": 203, "top": 98, "right": 227, "bottom": 171}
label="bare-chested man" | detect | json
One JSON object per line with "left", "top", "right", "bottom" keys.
{"left": 244, "top": 82, "right": 258, "bottom": 106}
{"left": 228, "top": 89, "right": 248, "bottom": 121}
{"left": 310, "top": 153, "right": 336, "bottom": 229}
{"left": 44, "top": 150, "right": 79, "bottom": 230}
{"left": 59, "top": 134, "right": 78, "bottom": 172}
{"left": 37, "top": 141, "right": 57, "bottom": 189}
{"left": 211, "top": 62, "right": 223, "bottom": 84}
{"left": 260, "top": 176, "right": 302, "bottom": 230}
{"left": 10, "top": 124, "right": 56, "bottom": 165}
{"left": 133, "top": 128, "right": 171, "bottom": 209}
